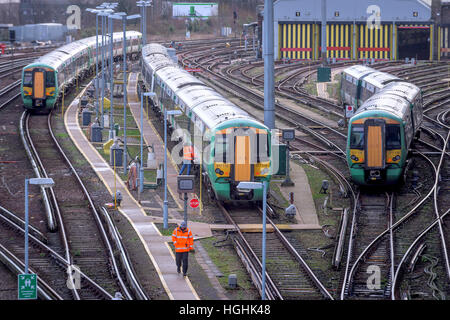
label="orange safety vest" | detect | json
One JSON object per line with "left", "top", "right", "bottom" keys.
{"left": 172, "top": 227, "right": 194, "bottom": 252}
{"left": 183, "top": 146, "right": 194, "bottom": 161}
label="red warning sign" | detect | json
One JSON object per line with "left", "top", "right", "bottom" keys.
{"left": 190, "top": 198, "right": 199, "bottom": 208}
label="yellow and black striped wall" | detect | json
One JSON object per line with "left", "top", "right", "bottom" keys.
{"left": 278, "top": 23, "right": 316, "bottom": 60}
{"left": 278, "top": 22, "right": 434, "bottom": 61}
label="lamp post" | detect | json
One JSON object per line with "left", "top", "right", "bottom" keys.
{"left": 263, "top": 0, "right": 275, "bottom": 130}
{"left": 24, "top": 178, "right": 55, "bottom": 274}
{"left": 163, "top": 109, "right": 182, "bottom": 229}
{"left": 107, "top": 12, "right": 126, "bottom": 140}
{"left": 139, "top": 92, "right": 156, "bottom": 194}
{"left": 110, "top": 13, "right": 140, "bottom": 175}
{"left": 97, "top": 3, "right": 118, "bottom": 128}
{"left": 237, "top": 181, "right": 268, "bottom": 300}
{"left": 137, "top": 0, "right": 152, "bottom": 46}
{"left": 86, "top": 7, "right": 114, "bottom": 121}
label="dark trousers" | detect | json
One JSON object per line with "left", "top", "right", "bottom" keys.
{"left": 176, "top": 251, "right": 189, "bottom": 274}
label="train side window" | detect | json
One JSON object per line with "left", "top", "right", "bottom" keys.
{"left": 386, "top": 125, "right": 401, "bottom": 149}
{"left": 23, "top": 71, "right": 33, "bottom": 86}
{"left": 46, "top": 71, "right": 55, "bottom": 86}
{"left": 350, "top": 125, "right": 364, "bottom": 149}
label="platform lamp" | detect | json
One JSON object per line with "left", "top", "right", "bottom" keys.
{"left": 136, "top": 0, "right": 152, "bottom": 46}
{"left": 237, "top": 181, "right": 268, "bottom": 300}
{"left": 163, "top": 109, "right": 182, "bottom": 229}
{"left": 281, "top": 128, "right": 295, "bottom": 187}
{"left": 86, "top": 7, "right": 114, "bottom": 121}
{"left": 24, "top": 178, "right": 55, "bottom": 274}
{"left": 97, "top": 2, "right": 118, "bottom": 128}
{"left": 110, "top": 13, "right": 141, "bottom": 175}
{"left": 97, "top": 8, "right": 115, "bottom": 128}
{"left": 107, "top": 11, "right": 126, "bottom": 140}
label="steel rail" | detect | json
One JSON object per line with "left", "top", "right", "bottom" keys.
{"left": 101, "top": 207, "right": 149, "bottom": 300}
{"left": 218, "top": 204, "right": 283, "bottom": 300}
{"left": 48, "top": 104, "right": 132, "bottom": 299}
{"left": 0, "top": 243, "right": 63, "bottom": 300}
{"left": 263, "top": 209, "right": 335, "bottom": 300}
{"left": 19, "top": 111, "right": 57, "bottom": 232}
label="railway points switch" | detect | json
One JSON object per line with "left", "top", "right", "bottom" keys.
{"left": 228, "top": 274, "right": 237, "bottom": 289}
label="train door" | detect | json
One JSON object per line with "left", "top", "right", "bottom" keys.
{"left": 364, "top": 119, "right": 385, "bottom": 170}
{"left": 33, "top": 70, "right": 45, "bottom": 100}
{"left": 234, "top": 134, "right": 251, "bottom": 182}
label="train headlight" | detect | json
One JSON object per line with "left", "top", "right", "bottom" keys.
{"left": 392, "top": 155, "right": 400, "bottom": 162}
{"left": 351, "top": 155, "right": 359, "bottom": 162}
{"left": 215, "top": 168, "right": 224, "bottom": 175}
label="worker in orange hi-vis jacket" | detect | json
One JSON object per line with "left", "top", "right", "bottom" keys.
{"left": 171, "top": 221, "right": 194, "bottom": 277}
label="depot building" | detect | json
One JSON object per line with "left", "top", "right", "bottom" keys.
{"left": 268, "top": 0, "right": 448, "bottom": 61}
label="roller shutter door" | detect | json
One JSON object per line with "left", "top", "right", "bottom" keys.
{"left": 357, "top": 24, "right": 392, "bottom": 60}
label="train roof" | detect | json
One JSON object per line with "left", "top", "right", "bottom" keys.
{"left": 355, "top": 92, "right": 410, "bottom": 120}
{"left": 342, "top": 65, "right": 376, "bottom": 79}
{"left": 143, "top": 43, "right": 260, "bottom": 131}
{"left": 28, "top": 31, "right": 141, "bottom": 71}
{"left": 361, "top": 71, "right": 400, "bottom": 89}
{"left": 379, "top": 81, "right": 421, "bottom": 103}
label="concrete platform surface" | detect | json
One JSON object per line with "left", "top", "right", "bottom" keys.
{"left": 277, "top": 161, "right": 320, "bottom": 226}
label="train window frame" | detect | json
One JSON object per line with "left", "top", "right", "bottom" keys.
{"left": 385, "top": 124, "right": 402, "bottom": 150}
{"left": 350, "top": 124, "right": 365, "bottom": 149}
{"left": 23, "top": 71, "right": 33, "bottom": 86}
{"left": 45, "top": 71, "right": 55, "bottom": 87}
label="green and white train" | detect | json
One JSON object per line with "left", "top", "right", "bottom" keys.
{"left": 141, "top": 44, "right": 272, "bottom": 202}
{"left": 341, "top": 65, "right": 423, "bottom": 185}
{"left": 21, "top": 31, "right": 141, "bottom": 112}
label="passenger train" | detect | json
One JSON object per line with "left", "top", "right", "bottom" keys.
{"left": 21, "top": 31, "right": 142, "bottom": 112}
{"left": 141, "top": 44, "right": 272, "bottom": 202}
{"left": 340, "top": 65, "right": 400, "bottom": 111}
{"left": 341, "top": 65, "right": 423, "bottom": 186}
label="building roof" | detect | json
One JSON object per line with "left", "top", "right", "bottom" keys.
{"left": 273, "top": 0, "right": 432, "bottom": 23}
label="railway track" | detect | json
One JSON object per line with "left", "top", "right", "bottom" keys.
{"left": 219, "top": 203, "right": 334, "bottom": 300}
{"left": 16, "top": 108, "right": 148, "bottom": 299}
{"left": 341, "top": 192, "right": 394, "bottom": 299}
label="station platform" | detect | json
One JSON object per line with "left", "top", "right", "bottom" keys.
{"left": 277, "top": 161, "right": 321, "bottom": 227}
{"left": 65, "top": 82, "right": 200, "bottom": 300}
{"left": 126, "top": 73, "right": 197, "bottom": 212}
